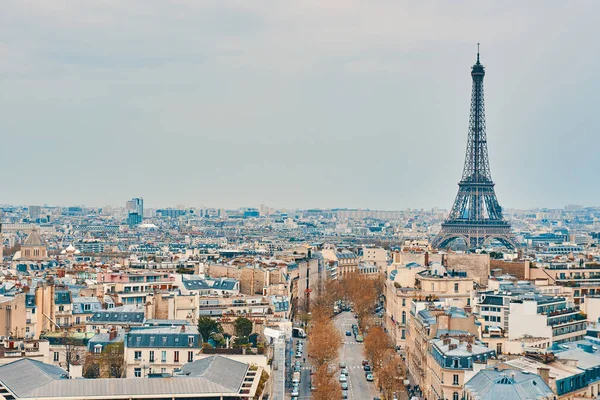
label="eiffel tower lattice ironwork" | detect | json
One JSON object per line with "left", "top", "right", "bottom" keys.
{"left": 432, "top": 47, "right": 517, "bottom": 250}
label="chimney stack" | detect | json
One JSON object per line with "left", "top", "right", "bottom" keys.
{"left": 109, "top": 327, "right": 117, "bottom": 341}
{"left": 537, "top": 367, "right": 550, "bottom": 385}
{"left": 181, "top": 325, "right": 186, "bottom": 333}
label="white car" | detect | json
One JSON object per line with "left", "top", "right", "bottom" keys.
{"left": 291, "top": 388, "right": 299, "bottom": 397}
{"left": 339, "top": 374, "right": 347, "bottom": 383}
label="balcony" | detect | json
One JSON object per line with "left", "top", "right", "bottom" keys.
{"left": 548, "top": 314, "right": 586, "bottom": 327}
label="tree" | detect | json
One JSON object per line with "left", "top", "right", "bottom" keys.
{"left": 379, "top": 349, "right": 405, "bottom": 400}
{"left": 82, "top": 342, "right": 125, "bottom": 378}
{"left": 364, "top": 326, "right": 392, "bottom": 371}
{"left": 311, "top": 364, "right": 342, "bottom": 400}
{"left": 234, "top": 317, "right": 253, "bottom": 338}
{"left": 307, "top": 317, "right": 341, "bottom": 367}
{"left": 104, "top": 343, "right": 125, "bottom": 378}
{"left": 197, "top": 317, "right": 222, "bottom": 343}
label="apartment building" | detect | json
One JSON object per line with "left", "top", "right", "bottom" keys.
{"left": 99, "top": 272, "right": 177, "bottom": 305}
{"left": 426, "top": 335, "right": 495, "bottom": 400}
{"left": 123, "top": 324, "right": 202, "bottom": 377}
{"left": 508, "top": 296, "right": 586, "bottom": 345}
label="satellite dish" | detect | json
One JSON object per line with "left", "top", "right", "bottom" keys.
{"left": 19, "top": 343, "right": 25, "bottom": 350}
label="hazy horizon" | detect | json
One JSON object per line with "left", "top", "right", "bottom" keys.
{"left": 2, "top": 2, "right": 599, "bottom": 210}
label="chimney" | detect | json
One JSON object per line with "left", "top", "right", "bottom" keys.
{"left": 109, "top": 328, "right": 117, "bottom": 341}
{"left": 424, "top": 252, "right": 429, "bottom": 267}
{"left": 180, "top": 325, "right": 186, "bottom": 333}
{"left": 467, "top": 343, "right": 472, "bottom": 352}
{"left": 537, "top": 367, "right": 550, "bottom": 385}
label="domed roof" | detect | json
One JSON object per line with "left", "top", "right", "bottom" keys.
{"left": 65, "top": 244, "right": 77, "bottom": 253}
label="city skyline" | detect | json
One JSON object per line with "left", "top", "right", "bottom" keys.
{"left": 1, "top": 2, "right": 599, "bottom": 209}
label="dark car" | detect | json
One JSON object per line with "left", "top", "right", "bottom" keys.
{"left": 364, "top": 365, "right": 371, "bottom": 372}
{"left": 362, "top": 360, "right": 369, "bottom": 366}
{"left": 346, "top": 331, "right": 352, "bottom": 336}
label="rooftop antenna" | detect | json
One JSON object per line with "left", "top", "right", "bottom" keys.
{"left": 477, "top": 43, "right": 480, "bottom": 64}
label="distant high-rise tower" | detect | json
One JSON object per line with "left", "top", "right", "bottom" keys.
{"left": 432, "top": 47, "right": 517, "bottom": 250}
{"left": 126, "top": 197, "right": 144, "bottom": 227}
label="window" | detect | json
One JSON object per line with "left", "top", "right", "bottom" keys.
{"left": 58, "top": 305, "right": 64, "bottom": 312}
{"left": 161, "top": 351, "right": 167, "bottom": 363}
{"left": 26, "top": 327, "right": 30, "bottom": 333}
{"left": 53, "top": 352, "right": 59, "bottom": 362}
{"left": 134, "top": 368, "right": 141, "bottom": 378}
{"left": 75, "top": 317, "right": 80, "bottom": 325}
{"left": 453, "top": 392, "right": 459, "bottom": 400}
{"left": 453, "top": 374, "right": 459, "bottom": 385}
{"left": 402, "top": 298, "right": 406, "bottom": 307}
{"left": 431, "top": 283, "right": 434, "bottom": 291}
{"left": 452, "top": 359, "right": 460, "bottom": 368}
{"left": 188, "top": 351, "right": 193, "bottom": 362}
{"left": 84, "top": 304, "right": 91, "bottom": 311}
{"left": 161, "top": 367, "right": 166, "bottom": 373}
{"left": 149, "top": 351, "right": 155, "bottom": 362}
{"left": 454, "top": 283, "right": 459, "bottom": 293}
{"left": 188, "top": 336, "right": 194, "bottom": 346}
{"left": 402, "top": 311, "right": 406, "bottom": 325}
{"left": 174, "top": 351, "right": 179, "bottom": 362}
{"left": 401, "top": 329, "right": 405, "bottom": 340}
{"left": 134, "top": 351, "right": 142, "bottom": 361}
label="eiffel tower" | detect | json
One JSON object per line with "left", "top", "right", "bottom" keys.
{"left": 432, "top": 46, "right": 517, "bottom": 250}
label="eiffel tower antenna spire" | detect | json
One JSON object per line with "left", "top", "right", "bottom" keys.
{"left": 432, "top": 49, "right": 517, "bottom": 250}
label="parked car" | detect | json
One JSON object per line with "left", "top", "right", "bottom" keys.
{"left": 346, "top": 331, "right": 352, "bottom": 336}
{"left": 362, "top": 360, "right": 369, "bottom": 366}
{"left": 339, "top": 374, "right": 347, "bottom": 383}
{"left": 366, "top": 373, "right": 374, "bottom": 382}
{"left": 342, "top": 390, "right": 348, "bottom": 399}
{"left": 341, "top": 382, "right": 348, "bottom": 390}
{"left": 364, "top": 364, "right": 371, "bottom": 372}
{"left": 339, "top": 362, "right": 347, "bottom": 369}
{"left": 291, "top": 388, "right": 299, "bottom": 397}
{"left": 341, "top": 368, "right": 348, "bottom": 376}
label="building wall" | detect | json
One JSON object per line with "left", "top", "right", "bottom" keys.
{"left": 508, "top": 301, "right": 551, "bottom": 340}
{"left": 0, "top": 295, "right": 27, "bottom": 338}
{"left": 583, "top": 297, "right": 600, "bottom": 323}
{"left": 124, "top": 346, "right": 199, "bottom": 377}
{"left": 35, "top": 285, "right": 56, "bottom": 338}
{"left": 490, "top": 259, "right": 530, "bottom": 280}
{"left": 446, "top": 254, "right": 490, "bottom": 286}
{"left": 362, "top": 248, "right": 388, "bottom": 268}
{"left": 418, "top": 277, "right": 473, "bottom": 307}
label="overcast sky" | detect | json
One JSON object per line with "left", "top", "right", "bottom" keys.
{"left": 1, "top": 1, "right": 598, "bottom": 210}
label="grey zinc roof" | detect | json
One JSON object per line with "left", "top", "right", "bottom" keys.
{"left": 125, "top": 326, "right": 202, "bottom": 348}
{"left": 465, "top": 368, "right": 554, "bottom": 400}
{"left": 183, "top": 279, "right": 210, "bottom": 290}
{"left": 180, "top": 356, "right": 248, "bottom": 392}
{"left": 89, "top": 306, "right": 145, "bottom": 324}
{"left": 0, "top": 358, "right": 67, "bottom": 397}
{"left": 555, "top": 347, "right": 600, "bottom": 370}
{"left": 0, "top": 356, "right": 249, "bottom": 399}
{"left": 26, "top": 375, "right": 238, "bottom": 398}
{"left": 209, "top": 277, "right": 237, "bottom": 291}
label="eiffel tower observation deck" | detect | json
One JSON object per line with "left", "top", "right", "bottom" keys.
{"left": 432, "top": 46, "right": 517, "bottom": 250}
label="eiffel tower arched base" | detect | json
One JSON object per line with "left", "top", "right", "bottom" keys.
{"left": 432, "top": 221, "right": 518, "bottom": 250}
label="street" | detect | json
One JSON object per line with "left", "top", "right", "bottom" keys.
{"left": 333, "top": 312, "right": 380, "bottom": 400}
